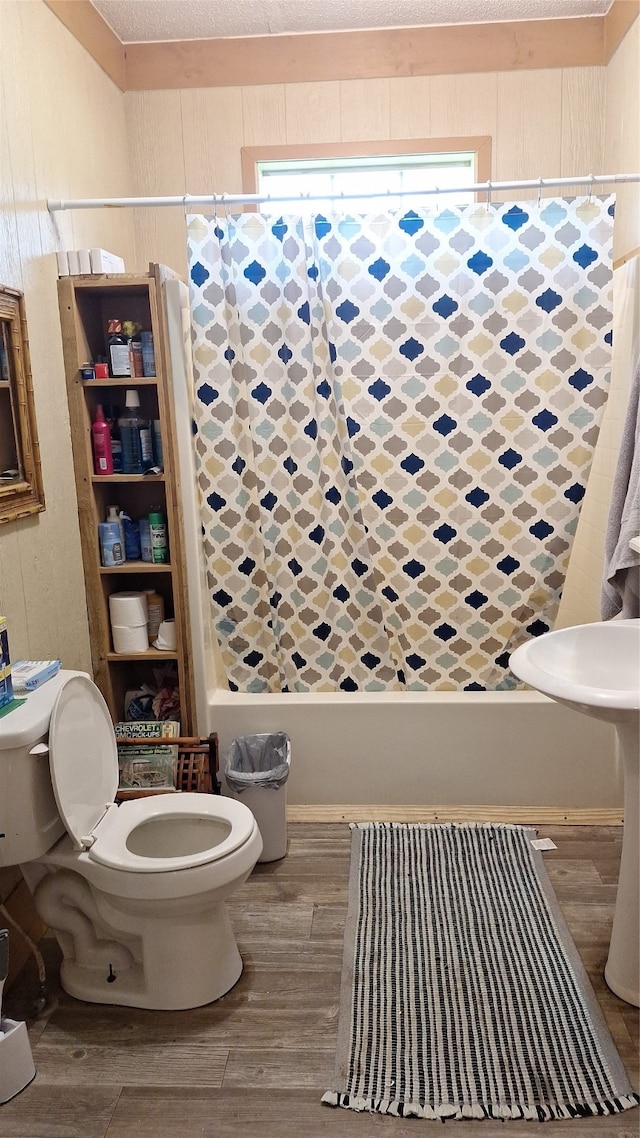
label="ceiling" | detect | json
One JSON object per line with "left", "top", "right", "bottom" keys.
{"left": 91, "top": 0, "right": 613, "bottom": 43}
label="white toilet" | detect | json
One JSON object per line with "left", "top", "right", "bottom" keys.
{"left": 0, "top": 671, "right": 262, "bottom": 1010}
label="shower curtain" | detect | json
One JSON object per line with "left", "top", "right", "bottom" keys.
{"left": 187, "top": 198, "right": 613, "bottom": 692}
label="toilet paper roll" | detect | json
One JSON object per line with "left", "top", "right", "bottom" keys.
{"left": 111, "top": 623, "right": 150, "bottom": 654}
{"left": 109, "top": 591, "right": 148, "bottom": 626}
{"left": 154, "top": 618, "right": 177, "bottom": 651}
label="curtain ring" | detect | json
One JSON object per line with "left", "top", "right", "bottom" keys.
{"left": 537, "top": 177, "right": 544, "bottom": 205}
{"left": 486, "top": 179, "right": 492, "bottom": 206}
{"left": 220, "top": 192, "right": 230, "bottom": 223}
{"left": 211, "top": 193, "right": 218, "bottom": 222}
{"left": 587, "top": 174, "right": 594, "bottom": 202}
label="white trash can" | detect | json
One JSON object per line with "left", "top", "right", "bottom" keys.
{"left": 225, "top": 733, "right": 291, "bottom": 862}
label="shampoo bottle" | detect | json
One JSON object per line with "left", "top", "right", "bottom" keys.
{"left": 91, "top": 404, "right": 113, "bottom": 475}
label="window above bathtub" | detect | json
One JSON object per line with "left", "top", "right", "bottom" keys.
{"left": 241, "top": 136, "right": 492, "bottom": 215}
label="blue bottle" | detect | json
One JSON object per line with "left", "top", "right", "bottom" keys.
{"left": 121, "top": 513, "right": 141, "bottom": 560}
{"left": 119, "top": 389, "right": 143, "bottom": 474}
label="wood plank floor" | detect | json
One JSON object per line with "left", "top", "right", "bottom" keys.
{"left": 2, "top": 823, "right": 638, "bottom": 1137}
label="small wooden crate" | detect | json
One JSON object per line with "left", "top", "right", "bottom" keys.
{"left": 175, "top": 735, "right": 219, "bottom": 793}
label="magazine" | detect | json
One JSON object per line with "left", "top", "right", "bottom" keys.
{"left": 115, "top": 720, "right": 180, "bottom": 791}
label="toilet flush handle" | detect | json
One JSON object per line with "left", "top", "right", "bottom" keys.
{"left": 29, "top": 743, "right": 49, "bottom": 756}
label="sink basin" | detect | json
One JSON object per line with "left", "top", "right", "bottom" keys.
{"left": 509, "top": 619, "right": 640, "bottom": 723}
{"left": 510, "top": 618, "right": 640, "bottom": 1007}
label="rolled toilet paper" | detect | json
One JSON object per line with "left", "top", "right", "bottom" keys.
{"left": 108, "top": 591, "right": 148, "bottom": 625}
{"left": 111, "top": 624, "right": 150, "bottom": 654}
{"left": 154, "top": 618, "right": 177, "bottom": 651}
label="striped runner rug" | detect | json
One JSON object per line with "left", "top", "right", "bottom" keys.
{"left": 322, "top": 823, "right": 639, "bottom": 1122}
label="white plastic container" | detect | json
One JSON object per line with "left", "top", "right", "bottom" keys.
{"left": 0, "top": 1019, "right": 36, "bottom": 1103}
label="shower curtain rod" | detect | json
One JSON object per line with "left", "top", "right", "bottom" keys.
{"left": 47, "top": 173, "right": 640, "bottom": 212}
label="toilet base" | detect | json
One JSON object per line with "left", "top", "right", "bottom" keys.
{"left": 59, "top": 938, "right": 243, "bottom": 1010}
{"left": 35, "top": 870, "right": 245, "bottom": 1009}
{"left": 55, "top": 899, "right": 244, "bottom": 1010}
{"left": 24, "top": 812, "right": 263, "bottom": 1011}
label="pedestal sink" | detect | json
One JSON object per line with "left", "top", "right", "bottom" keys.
{"left": 509, "top": 619, "right": 640, "bottom": 1007}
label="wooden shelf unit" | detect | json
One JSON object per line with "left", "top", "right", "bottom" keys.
{"left": 57, "top": 267, "right": 196, "bottom": 735}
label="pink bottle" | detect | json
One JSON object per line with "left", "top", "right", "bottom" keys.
{"left": 92, "top": 404, "right": 114, "bottom": 475}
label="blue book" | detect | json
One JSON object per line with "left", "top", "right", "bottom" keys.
{"left": 11, "top": 660, "right": 61, "bottom": 692}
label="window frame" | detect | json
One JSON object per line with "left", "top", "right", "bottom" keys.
{"left": 0, "top": 286, "right": 45, "bottom": 526}
{"left": 241, "top": 136, "right": 492, "bottom": 208}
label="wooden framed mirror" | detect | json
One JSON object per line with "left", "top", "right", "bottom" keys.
{"left": 0, "top": 285, "right": 45, "bottom": 525}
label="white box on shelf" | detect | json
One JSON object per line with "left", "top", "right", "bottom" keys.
{"left": 55, "top": 251, "right": 69, "bottom": 277}
{"left": 90, "top": 248, "right": 125, "bottom": 274}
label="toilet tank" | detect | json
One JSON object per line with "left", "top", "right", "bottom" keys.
{"left": 0, "top": 670, "right": 86, "bottom": 866}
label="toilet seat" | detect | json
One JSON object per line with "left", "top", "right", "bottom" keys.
{"left": 88, "top": 793, "right": 256, "bottom": 872}
{"left": 49, "top": 674, "right": 119, "bottom": 849}
{"left": 48, "top": 675, "right": 255, "bottom": 874}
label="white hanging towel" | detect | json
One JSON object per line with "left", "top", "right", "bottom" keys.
{"left": 601, "top": 355, "right": 640, "bottom": 619}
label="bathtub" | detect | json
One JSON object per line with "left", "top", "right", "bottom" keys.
{"left": 206, "top": 687, "right": 621, "bottom": 809}
{"left": 166, "top": 279, "right": 622, "bottom": 814}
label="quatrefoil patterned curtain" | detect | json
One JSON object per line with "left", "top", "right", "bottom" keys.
{"left": 187, "top": 198, "right": 613, "bottom": 692}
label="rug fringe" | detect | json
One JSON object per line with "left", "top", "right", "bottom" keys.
{"left": 352, "top": 821, "right": 536, "bottom": 833}
{"left": 321, "top": 1091, "right": 640, "bottom": 1120}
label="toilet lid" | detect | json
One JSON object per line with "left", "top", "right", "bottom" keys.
{"left": 49, "top": 675, "right": 118, "bottom": 849}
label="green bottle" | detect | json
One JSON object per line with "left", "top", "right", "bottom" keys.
{"left": 148, "top": 509, "right": 168, "bottom": 564}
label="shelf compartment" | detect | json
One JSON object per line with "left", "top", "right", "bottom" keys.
{"left": 84, "top": 383, "right": 160, "bottom": 427}
{"left": 71, "top": 283, "right": 154, "bottom": 369}
{"left": 93, "top": 480, "right": 168, "bottom": 526}
{"left": 107, "top": 655, "right": 182, "bottom": 726}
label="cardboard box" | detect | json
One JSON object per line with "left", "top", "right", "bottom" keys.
{"left": 0, "top": 616, "right": 14, "bottom": 710}
{"left": 11, "top": 659, "right": 61, "bottom": 692}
